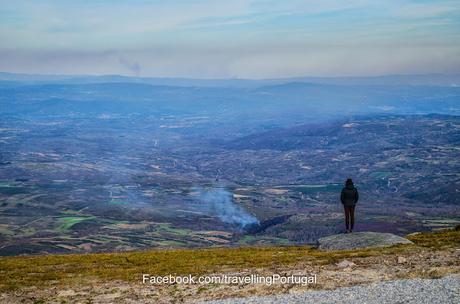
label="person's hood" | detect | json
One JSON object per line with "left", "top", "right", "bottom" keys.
{"left": 345, "top": 183, "right": 355, "bottom": 190}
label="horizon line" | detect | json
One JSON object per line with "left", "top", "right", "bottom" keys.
{"left": 1, "top": 70, "right": 459, "bottom": 82}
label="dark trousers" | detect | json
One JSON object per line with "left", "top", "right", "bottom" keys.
{"left": 343, "top": 205, "right": 355, "bottom": 231}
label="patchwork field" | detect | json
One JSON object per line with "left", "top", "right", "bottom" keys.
{"left": 0, "top": 80, "right": 459, "bottom": 255}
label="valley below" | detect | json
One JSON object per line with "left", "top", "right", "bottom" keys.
{"left": 0, "top": 79, "right": 459, "bottom": 255}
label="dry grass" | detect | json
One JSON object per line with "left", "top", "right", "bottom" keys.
{"left": 406, "top": 228, "right": 460, "bottom": 248}
{"left": 0, "top": 229, "right": 458, "bottom": 292}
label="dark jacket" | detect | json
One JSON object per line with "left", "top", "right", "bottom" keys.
{"left": 341, "top": 184, "right": 359, "bottom": 206}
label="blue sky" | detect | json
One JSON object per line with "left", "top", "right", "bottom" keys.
{"left": 0, "top": 0, "right": 459, "bottom": 78}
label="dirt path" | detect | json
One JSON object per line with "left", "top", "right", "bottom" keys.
{"left": 204, "top": 275, "right": 460, "bottom": 304}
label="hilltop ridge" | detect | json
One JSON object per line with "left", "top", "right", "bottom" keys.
{"left": 0, "top": 228, "right": 459, "bottom": 303}
{"left": 317, "top": 232, "right": 413, "bottom": 251}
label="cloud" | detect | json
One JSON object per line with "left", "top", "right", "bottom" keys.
{"left": 0, "top": 0, "right": 459, "bottom": 77}
{"left": 1, "top": 40, "right": 459, "bottom": 79}
{"left": 393, "top": 2, "right": 459, "bottom": 19}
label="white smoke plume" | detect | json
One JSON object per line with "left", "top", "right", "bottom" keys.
{"left": 193, "top": 187, "right": 259, "bottom": 228}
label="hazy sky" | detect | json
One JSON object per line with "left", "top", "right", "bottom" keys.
{"left": 1, "top": 0, "right": 459, "bottom": 78}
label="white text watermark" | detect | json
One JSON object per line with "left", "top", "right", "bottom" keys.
{"left": 142, "top": 274, "right": 317, "bottom": 286}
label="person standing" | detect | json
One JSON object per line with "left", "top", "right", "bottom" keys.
{"left": 340, "top": 178, "right": 359, "bottom": 233}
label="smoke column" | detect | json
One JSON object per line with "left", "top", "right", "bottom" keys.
{"left": 194, "top": 187, "right": 259, "bottom": 228}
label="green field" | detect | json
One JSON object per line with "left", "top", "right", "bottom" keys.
{"left": 57, "top": 216, "right": 96, "bottom": 231}
{"left": 0, "top": 183, "right": 26, "bottom": 195}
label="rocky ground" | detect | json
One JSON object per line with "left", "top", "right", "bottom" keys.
{"left": 1, "top": 247, "right": 459, "bottom": 303}
{"left": 204, "top": 274, "right": 460, "bottom": 304}
{"left": 1, "top": 229, "right": 459, "bottom": 303}
{"left": 317, "top": 232, "right": 414, "bottom": 250}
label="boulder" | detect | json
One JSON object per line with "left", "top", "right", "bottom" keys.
{"left": 317, "top": 232, "right": 413, "bottom": 251}
{"left": 336, "top": 260, "right": 356, "bottom": 269}
{"left": 397, "top": 256, "right": 408, "bottom": 264}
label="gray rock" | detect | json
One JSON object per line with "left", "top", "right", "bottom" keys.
{"left": 397, "top": 256, "right": 408, "bottom": 264}
{"left": 203, "top": 275, "right": 460, "bottom": 304}
{"left": 317, "top": 232, "right": 413, "bottom": 251}
{"left": 336, "top": 260, "right": 356, "bottom": 269}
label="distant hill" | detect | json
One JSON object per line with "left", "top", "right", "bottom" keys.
{"left": 1, "top": 71, "right": 459, "bottom": 88}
